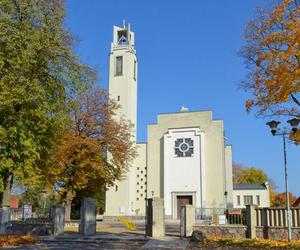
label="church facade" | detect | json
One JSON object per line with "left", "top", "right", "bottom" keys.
{"left": 105, "top": 24, "right": 234, "bottom": 218}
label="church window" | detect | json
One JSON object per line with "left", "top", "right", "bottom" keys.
{"left": 137, "top": 190, "right": 139, "bottom": 193}
{"left": 117, "top": 96, "right": 120, "bottom": 101}
{"left": 141, "top": 178, "right": 143, "bottom": 181}
{"left": 141, "top": 186, "right": 143, "bottom": 189}
{"left": 136, "top": 198, "right": 139, "bottom": 201}
{"left": 137, "top": 167, "right": 139, "bottom": 170}
{"left": 137, "top": 174, "right": 139, "bottom": 178}
{"left": 141, "top": 171, "right": 143, "bottom": 174}
{"left": 174, "top": 138, "right": 194, "bottom": 157}
{"left": 140, "top": 194, "right": 143, "bottom": 197}
{"left": 115, "top": 185, "right": 118, "bottom": 191}
{"left": 137, "top": 182, "right": 139, "bottom": 185}
{"left": 116, "top": 56, "right": 123, "bottom": 75}
{"left": 237, "top": 195, "right": 240, "bottom": 206}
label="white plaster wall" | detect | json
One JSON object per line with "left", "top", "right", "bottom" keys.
{"left": 225, "top": 145, "right": 233, "bottom": 208}
{"left": 133, "top": 143, "right": 147, "bottom": 215}
{"left": 233, "top": 188, "right": 270, "bottom": 208}
{"left": 147, "top": 111, "right": 227, "bottom": 209}
{"left": 163, "top": 128, "right": 203, "bottom": 216}
{"left": 105, "top": 25, "right": 138, "bottom": 216}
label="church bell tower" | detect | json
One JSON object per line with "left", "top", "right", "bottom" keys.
{"left": 105, "top": 22, "right": 138, "bottom": 215}
{"left": 108, "top": 22, "right": 137, "bottom": 139}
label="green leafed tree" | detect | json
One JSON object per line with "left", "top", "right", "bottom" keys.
{"left": 0, "top": 0, "right": 95, "bottom": 205}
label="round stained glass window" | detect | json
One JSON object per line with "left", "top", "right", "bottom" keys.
{"left": 174, "top": 138, "right": 194, "bottom": 157}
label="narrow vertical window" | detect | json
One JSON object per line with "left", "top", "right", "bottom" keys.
{"left": 115, "top": 185, "right": 118, "bottom": 191}
{"left": 237, "top": 195, "right": 240, "bottom": 206}
{"left": 244, "top": 195, "right": 253, "bottom": 205}
{"left": 134, "top": 60, "right": 136, "bottom": 80}
{"left": 256, "top": 195, "right": 260, "bottom": 205}
{"left": 116, "top": 56, "right": 123, "bottom": 75}
{"left": 117, "top": 96, "right": 120, "bottom": 101}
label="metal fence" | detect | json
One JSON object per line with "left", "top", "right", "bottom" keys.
{"left": 196, "top": 207, "right": 245, "bottom": 225}
{"left": 9, "top": 207, "right": 51, "bottom": 223}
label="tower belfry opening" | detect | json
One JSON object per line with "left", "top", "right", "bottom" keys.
{"left": 117, "top": 30, "right": 128, "bottom": 45}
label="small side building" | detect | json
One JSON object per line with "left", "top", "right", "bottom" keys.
{"left": 233, "top": 183, "right": 270, "bottom": 208}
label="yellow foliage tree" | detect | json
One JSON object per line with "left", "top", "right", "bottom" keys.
{"left": 240, "top": 0, "right": 300, "bottom": 121}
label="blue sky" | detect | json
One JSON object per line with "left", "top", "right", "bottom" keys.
{"left": 65, "top": 0, "right": 299, "bottom": 196}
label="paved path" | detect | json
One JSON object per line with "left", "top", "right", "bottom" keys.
{"left": 7, "top": 221, "right": 190, "bottom": 249}
{"left": 10, "top": 238, "right": 147, "bottom": 249}
{"left": 9, "top": 236, "right": 190, "bottom": 250}
{"left": 142, "top": 237, "right": 190, "bottom": 249}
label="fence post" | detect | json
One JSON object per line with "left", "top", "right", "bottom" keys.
{"left": 145, "top": 197, "right": 165, "bottom": 238}
{"left": 180, "top": 205, "right": 195, "bottom": 238}
{"left": 0, "top": 206, "right": 10, "bottom": 234}
{"left": 80, "top": 198, "right": 96, "bottom": 236}
{"left": 52, "top": 205, "right": 65, "bottom": 236}
{"left": 246, "top": 204, "right": 257, "bottom": 239}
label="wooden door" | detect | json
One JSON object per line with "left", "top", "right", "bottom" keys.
{"left": 177, "top": 196, "right": 192, "bottom": 219}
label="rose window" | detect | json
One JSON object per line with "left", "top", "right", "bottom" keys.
{"left": 174, "top": 138, "right": 194, "bottom": 157}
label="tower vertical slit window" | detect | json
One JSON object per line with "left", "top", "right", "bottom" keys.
{"left": 116, "top": 56, "right": 123, "bottom": 75}
{"left": 134, "top": 60, "right": 136, "bottom": 80}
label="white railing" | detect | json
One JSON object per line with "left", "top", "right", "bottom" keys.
{"left": 256, "top": 207, "right": 300, "bottom": 227}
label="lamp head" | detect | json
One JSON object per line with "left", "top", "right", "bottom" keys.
{"left": 266, "top": 120, "right": 280, "bottom": 136}
{"left": 287, "top": 118, "right": 300, "bottom": 133}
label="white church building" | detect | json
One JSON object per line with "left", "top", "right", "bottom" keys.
{"left": 105, "top": 23, "right": 234, "bottom": 218}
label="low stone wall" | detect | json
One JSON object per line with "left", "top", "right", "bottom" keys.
{"left": 193, "top": 224, "right": 247, "bottom": 238}
{"left": 256, "top": 226, "right": 300, "bottom": 240}
{"left": 6, "top": 221, "right": 53, "bottom": 236}
{"left": 192, "top": 225, "right": 300, "bottom": 240}
{"left": 103, "top": 215, "right": 145, "bottom": 222}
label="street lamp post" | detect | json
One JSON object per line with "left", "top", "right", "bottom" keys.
{"left": 266, "top": 118, "right": 300, "bottom": 242}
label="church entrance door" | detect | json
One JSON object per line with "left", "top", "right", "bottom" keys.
{"left": 176, "top": 195, "right": 192, "bottom": 219}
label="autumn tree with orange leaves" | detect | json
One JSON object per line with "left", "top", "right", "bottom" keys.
{"left": 45, "top": 88, "right": 136, "bottom": 221}
{"left": 272, "top": 192, "right": 297, "bottom": 206}
{"left": 240, "top": 0, "right": 300, "bottom": 125}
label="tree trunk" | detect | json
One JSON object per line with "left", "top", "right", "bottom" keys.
{"left": 0, "top": 175, "right": 12, "bottom": 207}
{"left": 64, "top": 190, "right": 74, "bottom": 222}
